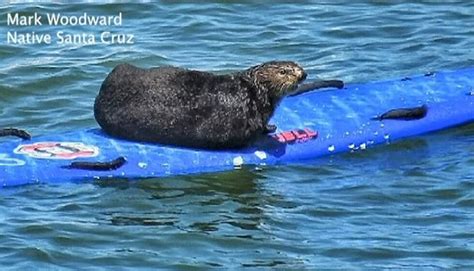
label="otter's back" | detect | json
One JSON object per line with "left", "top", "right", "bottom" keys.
{"left": 94, "top": 64, "right": 259, "bottom": 148}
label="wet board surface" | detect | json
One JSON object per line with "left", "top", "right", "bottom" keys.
{"left": 1, "top": 68, "right": 473, "bottom": 187}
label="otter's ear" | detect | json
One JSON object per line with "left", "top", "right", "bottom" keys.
{"left": 278, "top": 69, "right": 287, "bottom": 75}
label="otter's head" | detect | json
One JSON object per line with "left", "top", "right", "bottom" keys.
{"left": 247, "top": 61, "right": 307, "bottom": 97}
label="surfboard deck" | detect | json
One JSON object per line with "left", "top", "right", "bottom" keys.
{"left": 1, "top": 68, "right": 473, "bottom": 187}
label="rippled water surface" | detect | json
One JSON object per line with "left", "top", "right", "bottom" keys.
{"left": 1, "top": 1, "right": 474, "bottom": 269}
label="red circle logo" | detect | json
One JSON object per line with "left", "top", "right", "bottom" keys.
{"left": 14, "top": 142, "right": 100, "bottom": 160}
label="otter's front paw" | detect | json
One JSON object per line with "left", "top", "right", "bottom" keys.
{"left": 264, "top": 124, "right": 277, "bottom": 134}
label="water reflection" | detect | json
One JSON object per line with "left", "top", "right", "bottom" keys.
{"left": 95, "top": 169, "right": 272, "bottom": 234}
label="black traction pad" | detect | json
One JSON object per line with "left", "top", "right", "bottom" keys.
{"left": 372, "top": 105, "right": 428, "bottom": 121}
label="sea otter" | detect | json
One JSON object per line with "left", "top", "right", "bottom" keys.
{"left": 94, "top": 61, "right": 339, "bottom": 149}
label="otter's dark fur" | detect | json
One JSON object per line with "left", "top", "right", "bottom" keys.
{"left": 94, "top": 61, "right": 307, "bottom": 149}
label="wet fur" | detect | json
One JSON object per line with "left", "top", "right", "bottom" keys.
{"left": 94, "top": 62, "right": 305, "bottom": 149}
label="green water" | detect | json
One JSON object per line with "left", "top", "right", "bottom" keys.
{"left": 1, "top": 2, "right": 473, "bottom": 270}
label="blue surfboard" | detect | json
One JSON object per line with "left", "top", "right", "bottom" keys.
{"left": 1, "top": 67, "right": 473, "bottom": 187}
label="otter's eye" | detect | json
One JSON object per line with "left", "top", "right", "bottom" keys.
{"left": 279, "top": 69, "right": 287, "bottom": 75}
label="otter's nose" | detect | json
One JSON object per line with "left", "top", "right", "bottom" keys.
{"left": 302, "top": 71, "right": 307, "bottom": 80}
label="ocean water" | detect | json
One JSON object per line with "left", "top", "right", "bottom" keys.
{"left": 1, "top": 1, "right": 473, "bottom": 270}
